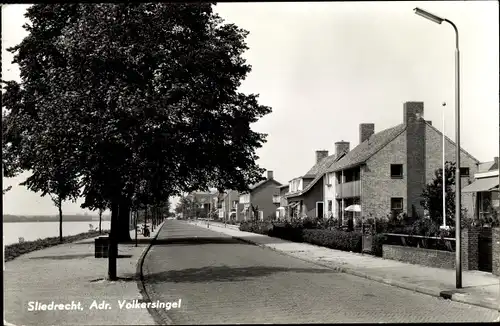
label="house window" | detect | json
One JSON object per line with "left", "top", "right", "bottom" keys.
{"left": 460, "top": 167, "right": 470, "bottom": 177}
{"left": 390, "top": 164, "right": 403, "bottom": 178}
{"left": 328, "top": 200, "right": 333, "bottom": 212}
{"left": 391, "top": 197, "right": 403, "bottom": 214}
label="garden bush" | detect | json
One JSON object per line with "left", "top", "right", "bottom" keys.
{"left": 302, "top": 229, "right": 362, "bottom": 253}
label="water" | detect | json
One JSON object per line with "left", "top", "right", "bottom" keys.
{"left": 3, "top": 221, "right": 111, "bottom": 246}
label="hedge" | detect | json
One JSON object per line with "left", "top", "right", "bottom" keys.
{"left": 302, "top": 229, "right": 362, "bottom": 253}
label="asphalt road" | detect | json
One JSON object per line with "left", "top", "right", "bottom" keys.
{"left": 142, "top": 220, "right": 499, "bottom": 324}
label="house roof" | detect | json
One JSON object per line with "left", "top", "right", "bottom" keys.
{"left": 277, "top": 184, "right": 289, "bottom": 189}
{"left": 249, "top": 178, "right": 282, "bottom": 191}
{"left": 327, "top": 124, "right": 406, "bottom": 173}
{"left": 286, "top": 152, "right": 345, "bottom": 198}
{"left": 327, "top": 121, "right": 479, "bottom": 173}
{"left": 479, "top": 160, "right": 497, "bottom": 172}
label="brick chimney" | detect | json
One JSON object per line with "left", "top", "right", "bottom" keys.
{"left": 404, "top": 101, "right": 426, "bottom": 219}
{"left": 359, "top": 123, "right": 375, "bottom": 143}
{"left": 335, "top": 141, "right": 350, "bottom": 156}
{"left": 267, "top": 170, "right": 274, "bottom": 180}
{"left": 315, "top": 150, "right": 329, "bottom": 164}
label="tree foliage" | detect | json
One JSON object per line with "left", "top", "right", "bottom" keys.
{"left": 420, "top": 161, "right": 468, "bottom": 228}
{"left": 2, "top": 3, "right": 270, "bottom": 208}
{"left": 2, "top": 3, "right": 271, "bottom": 279}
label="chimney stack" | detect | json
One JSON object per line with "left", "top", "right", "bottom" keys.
{"left": 315, "top": 150, "right": 329, "bottom": 164}
{"left": 404, "top": 101, "right": 424, "bottom": 125}
{"left": 335, "top": 141, "right": 350, "bottom": 156}
{"left": 404, "top": 101, "right": 426, "bottom": 219}
{"left": 359, "top": 123, "right": 375, "bottom": 143}
{"left": 267, "top": 170, "right": 274, "bottom": 180}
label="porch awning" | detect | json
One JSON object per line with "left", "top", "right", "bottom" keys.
{"left": 462, "top": 177, "right": 499, "bottom": 193}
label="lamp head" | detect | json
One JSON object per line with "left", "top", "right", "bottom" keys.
{"left": 414, "top": 7, "right": 445, "bottom": 24}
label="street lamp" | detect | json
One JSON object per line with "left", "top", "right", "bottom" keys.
{"left": 414, "top": 7, "right": 462, "bottom": 289}
{"left": 440, "top": 102, "right": 450, "bottom": 231}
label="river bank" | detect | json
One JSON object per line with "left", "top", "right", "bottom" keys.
{"left": 4, "top": 230, "right": 110, "bottom": 262}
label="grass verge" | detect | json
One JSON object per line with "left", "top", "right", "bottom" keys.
{"left": 5, "top": 230, "right": 110, "bottom": 262}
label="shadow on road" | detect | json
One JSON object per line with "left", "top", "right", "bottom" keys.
{"left": 29, "top": 254, "right": 133, "bottom": 260}
{"left": 144, "top": 265, "right": 336, "bottom": 283}
{"left": 152, "top": 237, "right": 242, "bottom": 246}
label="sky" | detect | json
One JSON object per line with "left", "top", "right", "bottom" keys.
{"left": 2, "top": 2, "right": 499, "bottom": 215}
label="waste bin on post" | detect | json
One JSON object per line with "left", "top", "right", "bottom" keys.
{"left": 95, "top": 236, "right": 109, "bottom": 258}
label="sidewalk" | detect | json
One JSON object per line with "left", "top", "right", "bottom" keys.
{"left": 188, "top": 220, "right": 500, "bottom": 313}
{"left": 4, "top": 221, "right": 165, "bottom": 326}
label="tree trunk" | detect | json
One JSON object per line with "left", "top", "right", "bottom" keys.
{"left": 58, "top": 197, "right": 63, "bottom": 243}
{"left": 144, "top": 205, "right": 148, "bottom": 235}
{"left": 108, "top": 200, "right": 119, "bottom": 281}
{"left": 117, "top": 197, "right": 132, "bottom": 243}
{"left": 99, "top": 209, "right": 102, "bottom": 234}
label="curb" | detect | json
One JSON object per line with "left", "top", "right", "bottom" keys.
{"left": 196, "top": 224, "right": 500, "bottom": 313}
{"left": 136, "top": 222, "right": 174, "bottom": 326}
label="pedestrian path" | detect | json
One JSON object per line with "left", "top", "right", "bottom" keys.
{"left": 4, "top": 221, "right": 165, "bottom": 326}
{"left": 188, "top": 220, "right": 500, "bottom": 313}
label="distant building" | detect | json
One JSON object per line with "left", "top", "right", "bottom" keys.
{"left": 239, "top": 171, "right": 282, "bottom": 221}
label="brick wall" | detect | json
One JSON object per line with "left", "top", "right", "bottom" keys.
{"left": 461, "top": 228, "right": 479, "bottom": 270}
{"left": 382, "top": 229, "right": 481, "bottom": 271}
{"left": 493, "top": 227, "right": 500, "bottom": 276}
{"left": 382, "top": 244, "right": 455, "bottom": 269}
{"left": 362, "top": 131, "right": 407, "bottom": 219}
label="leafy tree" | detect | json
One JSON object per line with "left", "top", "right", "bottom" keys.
{"left": 3, "top": 3, "right": 271, "bottom": 280}
{"left": 421, "top": 161, "right": 468, "bottom": 228}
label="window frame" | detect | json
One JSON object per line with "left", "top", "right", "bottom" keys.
{"left": 459, "top": 167, "right": 470, "bottom": 177}
{"left": 390, "top": 197, "right": 404, "bottom": 210}
{"left": 390, "top": 164, "right": 404, "bottom": 179}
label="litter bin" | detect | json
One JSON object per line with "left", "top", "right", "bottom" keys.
{"left": 95, "top": 236, "right": 109, "bottom": 258}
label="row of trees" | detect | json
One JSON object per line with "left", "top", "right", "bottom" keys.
{"left": 2, "top": 4, "right": 271, "bottom": 280}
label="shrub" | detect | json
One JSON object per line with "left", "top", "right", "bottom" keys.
{"left": 269, "top": 224, "right": 303, "bottom": 242}
{"left": 302, "top": 229, "right": 362, "bottom": 253}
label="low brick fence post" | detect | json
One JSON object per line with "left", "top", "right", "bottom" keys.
{"left": 493, "top": 227, "right": 500, "bottom": 276}
{"left": 460, "top": 228, "right": 479, "bottom": 271}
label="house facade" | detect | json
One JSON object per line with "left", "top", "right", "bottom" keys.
{"left": 463, "top": 157, "right": 499, "bottom": 221}
{"left": 285, "top": 149, "right": 345, "bottom": 219}
{"left": 273, "top": 184, "right": 289, "bottom": 219}
{"left": 219, "top": 190, "right": 241, "bottom": 221}
{"left": 186, "top": 190, "right": 219, "bottom": 218}
{"left": 323, "top": 101, "right": 480, "bottom": 224}
{"left": 239, "top": 171, "right": 282, "bottom": 221}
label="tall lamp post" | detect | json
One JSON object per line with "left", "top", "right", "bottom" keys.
{"left": 414, "top": 7, "right": 462, "bottom": 289}
{"left": 441, "top": 102, "right": 450, "bottom": 230}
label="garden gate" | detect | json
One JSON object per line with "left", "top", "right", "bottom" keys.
{"left": 478, "top": 227, "right": 493, "bottom": 273}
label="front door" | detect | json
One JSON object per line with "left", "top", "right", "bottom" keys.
{"left": 317, "top": 202, "right": 324, "bottom": 218}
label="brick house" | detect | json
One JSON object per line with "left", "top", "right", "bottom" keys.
{"left": 219, "top": 190, "right": 241, "bottom": 221}
{"left": 285, "top": 149, "right": 345, "bottom": 219}
{"left": 273, "top": 184, "right": 289, "bottom": 219}
{"left": 321, "top": 101, "right": 480, "bottom": 225}
{"left": 239, "top": 171, "right": 282, "bottom": 221}
{"left": 463, "top": 157, "right": 499, "bottom": 220}
{"left": 186, "top": 190, "right": 219, "bottom": 218}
